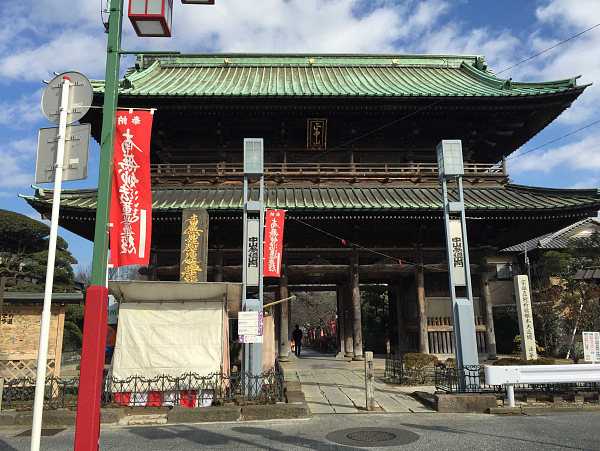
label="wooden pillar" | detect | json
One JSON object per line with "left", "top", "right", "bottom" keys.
{"left": 274, "top": 303, "right": 280, "bottom": 357}
{"left": 278, "top": 264, "right": 290, "bottom": 361}
{"left": 214, "top": 249, "right": 224, "bottom": 282}
{"left": 351, "top": 250, "right": 363, "bottom": 360}
{"left": 388, "top": 288, "right": 398, "bottom": 353}
{"left": 395, "top": 281, "right": 409, "bottom": 353}
{"left": 414, "top": 247, "right": 429, "bottom": 354}
{"left": 343, "top": 284, "right": 354, "bottom": 357}
{"left": 337, "top": 288, "right": 346, "bottom": 357}
{"left": 480, "top": 256, "right": 498, "bottom": 359}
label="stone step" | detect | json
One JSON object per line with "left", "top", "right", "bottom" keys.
{"left": 118, "top": 414, "right": 168, "bottom": 426}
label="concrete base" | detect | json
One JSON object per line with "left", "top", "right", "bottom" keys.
{"left": 286, "top": 392, "right": 306, "bottom": 404}
{"left": 1, "top": 408, "right": 124, "bottom": 427}
{"left": 486, "top": 354, "right": 499, "bottom": 361}
{"left": 489, "top": 407, "right": 521, "bottom": 415}
{"left": 352, "top": 356, "right": 365, "bottom": 361}
{"left": 167, "top": 406, "right": 241, "bottom": 424}
{"left": 0, "top": 412, "right": 17, "bottom": 427}
{"left": 336, "top": 352, "right": 349, "bottom": 359}
{"left": 435, "top": 394, "right": 497, "bottom": 413}
{"left": 344, "top": 353, "right": 354, "bottom": 358}
{"left": 241, "top": 404, "right": 309, "bottom": 421}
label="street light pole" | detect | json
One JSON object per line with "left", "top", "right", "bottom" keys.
{"left": 90, "top": 0, "right": 123, "bottom": 287}
{"left": 74, "top": 2, "right": 123, "bottom": 450}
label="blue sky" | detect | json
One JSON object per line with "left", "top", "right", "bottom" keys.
{"left": 0, "top": 0, "right": 599, "bottom": 271}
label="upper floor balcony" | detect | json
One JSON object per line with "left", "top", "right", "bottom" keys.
{"left": 151, "top": 161, "right": 508, "bottom": 185}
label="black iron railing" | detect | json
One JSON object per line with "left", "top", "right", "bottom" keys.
{"left": 434, "top": 363, "right": 600, "bottom": 394}
{"left": 2, "top": 367, "right": 284, "bottom": 410}
{"left": 384, "top": 354, "right": 405, "bottom": 380}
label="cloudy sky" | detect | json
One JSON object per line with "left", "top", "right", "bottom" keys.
{"left": 0, "top": 0, "right": 599, "bottom": 270}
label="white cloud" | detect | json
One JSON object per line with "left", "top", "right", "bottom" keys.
{"left": 536, "top": 0, "right": 600, "bottom": 30}
{"left": 0, "top": 89, "right": 44, "bottom": 127}
{"left": 0, "top": 139, "right": 36, "bottom": 189}
{"left": 508, "top": 131, "right": 600, "bottom": 174}
{"left": 569, "top": 178, "right": 599, "bottom": 189}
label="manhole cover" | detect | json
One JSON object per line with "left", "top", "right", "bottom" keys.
{"left": 347, "top": 431, "right": 397, "bottom": 442}
{"left": 326, "top": 427, "right": 419, "bottom": 447}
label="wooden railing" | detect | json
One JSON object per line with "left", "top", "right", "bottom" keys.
{"left": 151, "top": 162, "right": 506, "bottom": 178}
{"left": 427, "top": 316, "right": 487, "bottom": 354}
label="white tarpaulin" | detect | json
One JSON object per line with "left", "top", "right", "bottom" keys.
{"left": 112, "top": 301, "right": 224, "bottom": 380}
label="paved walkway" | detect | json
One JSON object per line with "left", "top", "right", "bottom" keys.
{"left": 280, "top": 349, "right": 434, "bottom": 414}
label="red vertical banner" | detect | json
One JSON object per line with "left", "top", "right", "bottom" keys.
{"left": 263, "top": 210, "right": 285, "bottom": 277}
{"left": 110, "top": 110, "right": 153, "bottom": 268}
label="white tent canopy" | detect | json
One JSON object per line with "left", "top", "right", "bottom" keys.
{"left": 107, "top": 281, "right": 241, "bottom": 380}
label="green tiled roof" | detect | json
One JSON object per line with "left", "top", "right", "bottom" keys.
{"left": 91, "top": 53, "right": 585, "bottom": 98}
{"left": 21, "top": 184, "right": 600, "bottom": 215}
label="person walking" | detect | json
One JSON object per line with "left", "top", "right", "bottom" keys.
{"left": 292, "top": 324, "right": 303, "bottom": 357}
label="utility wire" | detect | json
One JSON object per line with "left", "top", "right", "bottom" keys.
{"left": 496, "top": 23, "right": 600, "bottom": 75}
{"left": 288, "top": 216, "right": 447, "bottom": 272}
{"left": 506, "top": 119, "right": 600, "bottom": 161}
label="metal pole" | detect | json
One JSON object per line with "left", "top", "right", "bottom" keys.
{"left": 31, "top": 76, "right": 70, "bottom": 451}
{"left": 506, "top": 384, "right": 515, "bottom": 407}
{"left": 90, "top": 0, "right": 123, "bottom": 286}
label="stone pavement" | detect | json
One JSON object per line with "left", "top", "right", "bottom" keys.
{"left": 280, "top": 349, "right": 434, "bottom": 414}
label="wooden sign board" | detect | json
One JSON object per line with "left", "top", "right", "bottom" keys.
{"left": 180, "top": 208, "right": 209, "bottom": 282}
{"left": 307, "top": 118, "right": 327, "bottom": 150}
{"left": 0, "top": 304, "right": 65, "bottom": 380}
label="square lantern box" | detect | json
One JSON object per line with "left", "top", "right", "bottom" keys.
{"left": 181, "top": 0, "right": 215, "bottom": 3}
{"left": 129, "top": 0, "right": 173, "bottom": 37}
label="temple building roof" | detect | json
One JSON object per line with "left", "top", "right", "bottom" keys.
{"left": 92, "top": 53, "right": 587, "bottom": 99}
{"left": 21, "top": 184, "right": 600, "bottom": 217}
{"left": 501, "top": 217, "right": 600, "bottom": 252}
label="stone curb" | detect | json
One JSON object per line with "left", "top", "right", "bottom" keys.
{"left": 167, "top": 405, "right": 241, "bottom": 424}
{"left": 412, "top": 391, "right": 436, "bottom": 410}
{"left": 435, "top": 394, "right": 497, "bottom": 413}
{"left": 489, "top": 407, "right": 522, "bottom": 415}
{"left": 286, "top": 390, "right": 306, "bottom": 404}
{"left": 0, "top": 408, "right": 124, "bottom": 427}
{"left": 488, "top": 404, "right": 600, "bottom": 415}
{"left": 241, "top": 404, "right": 309, "bottom": 421}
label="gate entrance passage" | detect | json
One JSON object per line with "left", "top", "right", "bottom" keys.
{"left": 280, "top": 348, "right": 432, "bottom": 414}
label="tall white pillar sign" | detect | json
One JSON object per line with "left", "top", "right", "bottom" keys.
{"left": 449, "top": 219, "right": 466, "bottom": 286}
{"left": 246, "top": 219, "right": 260, "bottom": 286}
{"left": 514, "top": 275, "right": 537, "bottom": 360}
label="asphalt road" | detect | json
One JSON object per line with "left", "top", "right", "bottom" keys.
{"left": 2, "top": 412, "right": 600, "bottom": 451}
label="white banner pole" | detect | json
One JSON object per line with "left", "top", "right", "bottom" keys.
{"left": 31, "top": 76, "right": 70, "bottom": 451}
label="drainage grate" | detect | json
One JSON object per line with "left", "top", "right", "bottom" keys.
{"left": 326, "top": 428, "right": 419, "bottom": 447}
{"left": 347, "top": 431, "right": 397, "bottom": 442}
{"left": 16, "top": 428, "right": 66, "bottom": 437}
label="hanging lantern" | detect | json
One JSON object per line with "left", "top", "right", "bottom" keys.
{"left": 129, "top": 0, "right": 173, "bottom": 37}
{"left": 181, "top": 0, "right": 214, "bottom": 4}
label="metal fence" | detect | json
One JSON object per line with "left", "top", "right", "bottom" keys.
{"left": 384, "top": 354, "right": 404, "bottom": 380}
{"left": 434, "top": 363, "right": 600, "bottom": 395}
{"left": 2, "top": 366, "right": 284, "bottom": 410}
